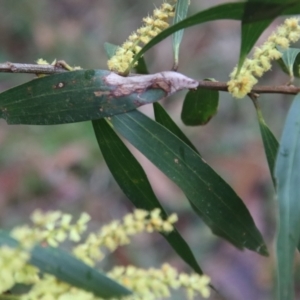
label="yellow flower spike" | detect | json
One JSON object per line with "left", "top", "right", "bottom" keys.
{"left": 275, "top": 36, "right": 290, "bottom": 48}
{"left": 134, "top": 209, "right": 148, "bottom": 220}
{"left": 72, "top": 209, "right": 178, "bottom": 265}
{"left": 11, "top": 225, "right": 38, "bottom": 249}
{"left": 78, "top": 212, "right": 91, "bottom": 226}
{"left": 60, "top": 214, "right": 72, "bottom": 227}
{"left": 288, "top": 31, "right": 300, "bottom": 42}
{"left": 143, "top": 16, "right": 155, "bottom": 25}
{"left": 153, "top": 8, "right": 169, "bottom": 20}
{"left": 285, "top": 17, "right": 299, "bottom": 28}
{"left": 134, "top": 45, "right": 142, "bottom": 53}
{"left": 228, "top": 17, "right": 300, "bottom": 98}
{"left": 268, "top": 48, "right": 282, "bottom": 60}
{"left": 162, "top": 222, "right": 173, "bottom": 232}
{"left": 122, "top": 41, "right": 134, "bottom": 49}
{"left": 136, "top": 26, "right": 149, "bottom": 35}
{"left": 31, "top": 210, "right": 62, "bottom": 228}
{"left": 140, "top": 35, "right": 151, "bottom": 44}
{"left": 30, "top": 209, "right": 46, "bottom": 225}
{"left": 167, "top": 213, "right": 179, "bottom": 224}
{"left": 1, "top": 208, "right": 212, "bottom": 300}
{"left": 128, "top": 32, "right": 139, "bottom": 41}
{"left": 107, "top": 0, "right": 178, "bottom": 74}
{"left": 259, "top": 56, "right": 272, "bottom": 71}
{"left": 197, "top": 275, "right": 211, "bottom": 298}
{"left": 277, "top": 26, "right": 288, "bottom": 37}
{"left": 147, "top": 30, "right": 159, "bottom": 37}
{"left": 161, "top": 3, "right": 174, "bottom": 11}
{"left": 16, "top": 264, "right": 39, "bottom": 284}
{"left": 252, "top": 64, "right": 264, "bottom": 77}
{"left": 153, "top": 19, "right": 170, "bottom": 29}
{"left": 55, "top": 229, "right": 67, "bottom": 242}
{"left": 107, "top": 264, "right": 210, "bottom": 299}
{"left": 68, "top": 212, "right": 91, "bottom": 242}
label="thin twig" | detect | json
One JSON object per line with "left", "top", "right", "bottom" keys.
{"left": 1, "top": 62, "right": 300, "bottom": 95}
{"left": 197, "top": 80, "right": 300, "bottom": 95}
{"left": 0, "top": 62, "right": 67, "bottom": 74}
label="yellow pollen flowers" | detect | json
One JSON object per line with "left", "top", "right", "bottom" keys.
{"left": 228, "top": 17, "right": 300, "bottom": 98}
{"left": 0, "top": 208, "right": 211, "bottom": 299}
{"left": 108, "top": 264, "right": 211, "bottom": 300}
{"left": 107, "top": 1, "right": 177, "bottom": 75}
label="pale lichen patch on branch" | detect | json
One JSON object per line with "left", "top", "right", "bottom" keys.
{"left": 104, "top": 71, "right": 199, "bottom": 98}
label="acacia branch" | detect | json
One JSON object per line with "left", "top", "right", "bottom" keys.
{"left": 1, "top": 62, "right": 300, "bottom": 95}
{"left": 197, "top": 80, "right": 300, "bottom": 95}
{"left": 0, "top": 62, "right": 68, "bottom": 74}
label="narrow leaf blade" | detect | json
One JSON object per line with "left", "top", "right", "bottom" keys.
{"left": 31, "top": 246, "right": 131, "bottom": 299}
{"left": 253, "top": 100, "right": 279, "bottom": 187}
{"left": 135, "top": 57, "right": 150, "bottom": 75}
{"left": 275, "top": 94, "right": 300, "bottom": 300}
{"left": 111, "top": 110, "right": 268, "bottom": 256}
{"left": 173, "top": 0, "right": 190, "bottom": 67}
{"left": 258, "top": 121, "right": 279, "bottom": 187}
{"left": 0, "top": 70, "right": 166, "bottom": 125}
{"left": 92, "top": 118, "right": 203, "bottom": 274}
{"left": 181, "top": 87, "right": 219, "bottom": 126}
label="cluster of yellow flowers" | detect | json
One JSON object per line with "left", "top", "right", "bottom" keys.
{"left": 107, "top": 0, "right": 177, "bottom": 74}
{"left": 0, "top": 208, "right": 210, "bottom": 300}
{"left": 73, "top": 208, "right": 178, "bottom": 266}
{"left": 12, "top": 210, "right": 91, "bottom": 248}
{"left": 19, "top": 263, "right": 210, "bottom": 300}
{"left": 109, "top": 264, "right": 210, "bottom": 300}
{"left": 228, "top": 17, "right": 300, "bottom": 98}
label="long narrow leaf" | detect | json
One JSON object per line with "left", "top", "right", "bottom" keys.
{"left": 0, "top": 231, "right": 131, "bottom": 298}
{"left": 253, "top": 99, "right": 279, "bottom": 187}
{"left": 111, "top": 110, "right": 268, "bottom": 256}
{"left": 31, "top": 246, "right": 130, "bottom": 299}
{"left": 275, "top": 94, "right": 300, "bottom": 300}
{"left": 92, "top": 118, "right": 203, "bottom": 274}
{"left": 258, "top": 121, "right": 279, "bottom": 187}
{"left": 0, "top": 70, "right": 169, "bottom": 125}
{"left": 172, "top": 0, "right": 190, "bottom": 67}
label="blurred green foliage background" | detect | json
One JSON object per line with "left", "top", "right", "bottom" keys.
{"left": 0, "top": 1, "right": 298, "bottom": 299}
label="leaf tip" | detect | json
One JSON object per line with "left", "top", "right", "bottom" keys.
{"left": 257, "top": 243, "right": 269, "bottom": 257}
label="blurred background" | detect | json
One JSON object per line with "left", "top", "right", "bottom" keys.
{"left": 0, "top": 0, "right": 298, "bottom": 299}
